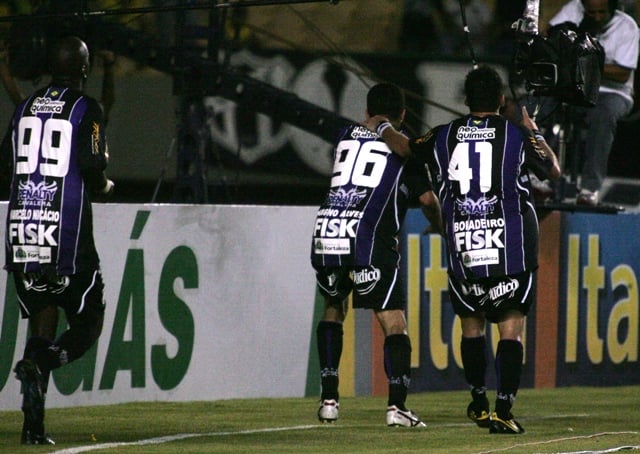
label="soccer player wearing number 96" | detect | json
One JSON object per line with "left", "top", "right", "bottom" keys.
{"left": 366, "top": 66, "right": 561, "bottom": 434}
{"left": 311, "top": 83, "right": 443, "bottom": 427}
{"left": 0, "top": 36, "right": 113, "bottom": 445}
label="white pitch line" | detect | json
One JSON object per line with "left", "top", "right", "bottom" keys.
{"left": 47, "top": 425, "right": 319, "bottom": 454}
{"left": 45, "top": 414, "right": 631, "bottom": 454}
{"left": 473, "top": 431, "right": 640, "bottom": 454}
{"left": 556, "top": 446, "right": 640, "bottom": 454}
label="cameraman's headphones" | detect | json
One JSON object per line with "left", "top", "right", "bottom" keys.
{"left": 581, "top": 0, "right": 618, "bottom": 15}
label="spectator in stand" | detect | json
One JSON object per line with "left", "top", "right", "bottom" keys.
{"left": 549, "top": 0, "right": 639, "bottom": 206}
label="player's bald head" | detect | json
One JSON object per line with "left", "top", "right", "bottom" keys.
{"left": 48, "top": 36, "right": 90, "bottom": 84}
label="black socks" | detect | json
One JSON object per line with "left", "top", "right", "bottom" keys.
{"left": 317, "top": 321, "right": 343, "bottom": 401}
{"left": 495, "top": 339, "right": 523, "bottom": 418}
{"left": 461, "top": 335, "right": 487, "bottom": 394}
{"left": 384, "top": 334, "right": 412, "bottom": 410}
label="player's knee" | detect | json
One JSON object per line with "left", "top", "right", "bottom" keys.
{"left": 376, "top": 309, "right": 407, "bottom": 336}
{"left": 68, "top": 304, "right": 105, "bottom": 354}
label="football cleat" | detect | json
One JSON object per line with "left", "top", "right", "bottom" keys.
{"left": 386, "top": 406, "right": 427, "bottom": 427}
{"left": 21, "top": 429, "right": 55, "bottom": 445}
{"left": 318, "top": 399, "right": 339, "bottom": 423}
{"left": 489, "top": 412, "right": 525, "bottom": 434}
{"left": 14, "top": 359, "right": 46, "bottom": 439}
{"left": 467, "top": 400, "right": 490, "bottom": 428}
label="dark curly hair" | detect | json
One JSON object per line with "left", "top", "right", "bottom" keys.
{"left": 367, "top": 83, "right": 405, "bottom": 122}
{"left": 464, "top": 65, "right": 503, "bottom": 112}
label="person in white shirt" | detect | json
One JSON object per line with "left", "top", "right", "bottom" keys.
{"left": 550, "top": 0, "right": 639, "bottom": 206}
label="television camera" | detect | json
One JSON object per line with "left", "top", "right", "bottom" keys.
{"left": 511, "top": 0, "right": 604, "bottom": 107}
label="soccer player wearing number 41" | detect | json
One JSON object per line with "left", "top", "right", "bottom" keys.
{"left": 310, "top": 83, "right": 443, "bottom": 427}
{"left": 366, "top": 66, "right": 561, "bottom": 434}
{"left": 0, "top": 36, "right": 114, "bottom": 445}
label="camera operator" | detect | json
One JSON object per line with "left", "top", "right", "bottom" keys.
{"left": 550, "top": 0, "right": 639, "bottom": 206}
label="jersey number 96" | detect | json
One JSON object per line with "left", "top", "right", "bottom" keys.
{"left": 331, "top": 139, "right": 391, "bottom": 188}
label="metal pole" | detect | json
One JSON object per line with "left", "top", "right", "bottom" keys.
{"left": 0, "top": 0, "right": 341, "bottom": 23}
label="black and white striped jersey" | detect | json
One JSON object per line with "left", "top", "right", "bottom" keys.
{"left": 2, "top": 84, "right": 109, "bottom": 275}
{"left": 311, "top": 123, "right": 431, "bottom": 267}
{"left": 410, "top": 114, "right": 555, "bottom": 280}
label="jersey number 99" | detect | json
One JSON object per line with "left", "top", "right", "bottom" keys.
{"left": 16, "top": 117, "right": 72, "bottom": 178}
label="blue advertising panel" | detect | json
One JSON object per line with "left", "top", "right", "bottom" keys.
{"left": 400, "top": 208, "right": 640, "bottom": 391}
{"left": 557, "top": 212, "right": 640, "bottom": 386}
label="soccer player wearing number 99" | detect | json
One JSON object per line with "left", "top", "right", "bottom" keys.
{"left": 311, "top": 83, "right": 443, "bottom": 427}
{"left": 366, "top": 66, "right": 561, "bottom": 434}
{"left": 0, "top": 36, "right": 114, "bottom": 445}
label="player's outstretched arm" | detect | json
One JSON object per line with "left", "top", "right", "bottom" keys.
{"left": 363, "top": 114, "right": 412, "bottom": 158}
{"left": 521, "top": 106, "right": 561, "bottom": 180}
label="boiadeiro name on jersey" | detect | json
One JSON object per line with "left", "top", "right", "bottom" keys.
{"left": 454, "top": 217, "right": 504, "bottom": 267}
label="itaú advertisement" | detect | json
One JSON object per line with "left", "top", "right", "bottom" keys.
{"left": 0, "top": 203, "right": 320, "bottom": 409}
{"left": 558, "top": 213, "right": 639, "bottom": 386}
{"left": 399, "top": 209, "right": 640, "bottom": 392}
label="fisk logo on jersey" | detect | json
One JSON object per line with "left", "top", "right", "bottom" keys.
{"left": 453, "top": 218, "right": 505, "bottom": 255}
{"left": 9, "top": 223, "right": 58, "bottom": 246}
{"left": 314, "top": 217, "right": 358, "bottom": 238}
{"left": 454, "top": 217, "right": 504, "bottom": 268}
{"left": 314, "top": 216, "right": 358, "bottom": 255}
